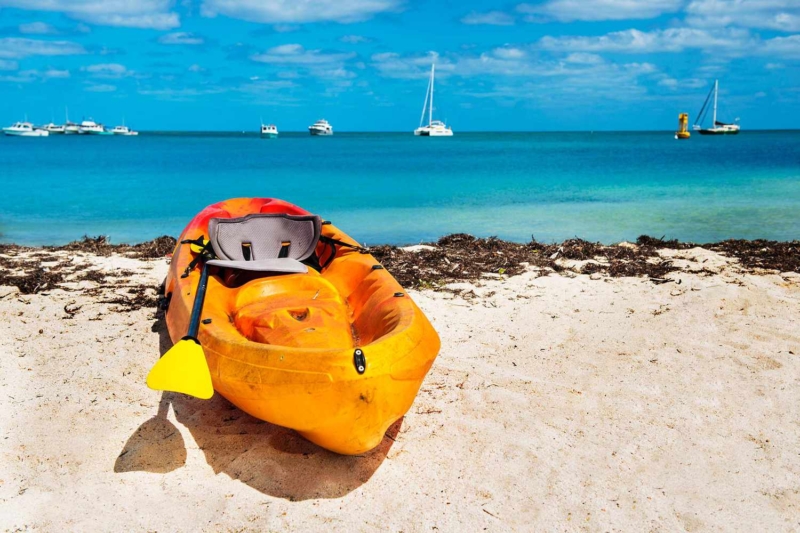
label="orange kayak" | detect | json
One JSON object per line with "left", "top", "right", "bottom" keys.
{"left": 162, "top": 198, "right": 441, "bottom": 454}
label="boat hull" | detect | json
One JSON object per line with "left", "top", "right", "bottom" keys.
{"left": 309, "top": 129, "right": 332, "bottom": 136}
{"left": 260, "top": 132, "right": 278, "bottom": 139}
{"left": 3, "top": 129, "right": 49, "bottom": 137}
{"left": 164, "top": 198, "right": 441, "bottom": 455}
{"left": 697, "top": 129, "right": 740, "bottom": 135}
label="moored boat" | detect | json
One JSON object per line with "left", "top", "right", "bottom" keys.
{"left": 3, "top": 122, "right": 49, "bottom": 137}
{"left": 261, "top": 123, "right": 278, "bottom": 138}
{"left": 308, "top": 119, "right": 333, "bottom": 136}
{"left": 111, "top": 125, "right": 139, "bottom": 136}
{"left": 148, "top": 198, "right": 441, "bottom": 454}
{"left": 693, "top": 80, "right": 740, "bottom": 135}
{"left": 414, "top": 64, "right": 453, "bottom": 137}
{"left": 42, "top": 122, "right": 65, "bottom": 134}
{"left": 79, "top": 119, "right": 112, "bottom": 135}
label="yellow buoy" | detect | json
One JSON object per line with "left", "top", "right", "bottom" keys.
{"left": 675, "top": 112, "right": 691, "bottom": 140}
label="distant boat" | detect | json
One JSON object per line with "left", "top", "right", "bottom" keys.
{"left": 3, "top": 121, "right": 49, "bottom": 137}
{"left": 63, "top": 107, "right": 80, "bottom": 134}
{"left": 261, "top": 123, "right": 278, "bottom": 138}
{"left": 111, "top": 119, "right": 138, "bottom": 136}
{"left": 414, "top": 64, "right": 453, "bottom": 137}
{"left": 42, "top": 122, "right": 65, "bottom": 134}
{"left": 693, "top": 80, "right": 740, "bottom": 135}
{"left": 309, "top": 119, "right": 333, "bottom": 136}
{"left": 79, "top": 119, "right": 112, "bottom": 135}
{"left": 675, "top": 113, "right": 691, "bottom": 140}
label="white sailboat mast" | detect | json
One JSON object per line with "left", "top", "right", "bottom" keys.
{"left": 419, "top": 69, "right": 431, "bottom": 128}
{"left": 712, "top": 79, "right": 718, "bottom": 126}
{"left": 429, "top": 64, "right": 434, "bottom": 127}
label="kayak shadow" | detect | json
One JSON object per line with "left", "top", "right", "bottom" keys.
{"left": 119, "top": 313, "right": 399, "bottom": 500}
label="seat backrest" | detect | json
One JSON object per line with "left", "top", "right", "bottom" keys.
{"left": 208, "top": 214, "right": 321, "bottom": 262}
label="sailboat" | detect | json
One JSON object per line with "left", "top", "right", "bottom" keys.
{"left": 414, "top": 64, "right": 453, "bottom": 137}
{"left": 693, "top": 80, "right": 740, "bottom": 135}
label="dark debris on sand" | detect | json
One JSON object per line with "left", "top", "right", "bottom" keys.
{"left": 0, "top": 235, "right": 172, "bottom": 309}
{"left": 0, "top": 234, "right": 798, "bottom": 301}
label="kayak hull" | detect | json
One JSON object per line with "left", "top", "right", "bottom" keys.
{"left": 163, "top": 198, "right": 440, "bottom": 454}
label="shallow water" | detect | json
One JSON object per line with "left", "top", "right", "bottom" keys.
{"left": 1, "top": 131, "right": 798, "bottom": 245}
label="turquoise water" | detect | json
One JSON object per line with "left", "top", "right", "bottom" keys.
{"left": 1, "top": 131, "right": 799, "bottom": 245}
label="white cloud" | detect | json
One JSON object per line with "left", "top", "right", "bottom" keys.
{"left": 340, "top": 35, "right": 370, "bottom": 44}
{"left": 765, "top": 62, "right": 784, "bottom": 69}
{"left": 201, "top": 0, "right": 400, "bottom": 23}
{"left": 0, "top": 38, "right": 86, "bottom": 59}
{"left": 371, "top": 51, "right": 448, "bottom": 79}
{"left": 0, "top": 68, "right": 70, "bottom": 82}
{"left": 686, "top": 0, "right": 800, "bottom": 32}
{"left": 0, "top": 59, "right": 18, "bottom": 70}
{"left": 251, "top": 44, "right": 355, "bottom": 65}
{"left": 493, "top": 47, "right": 526, "bottom": 59}
{"left": 158, "top": 32, "right": 205, "bottom": 45}
{"left": 188, "top": 64, "right": 206, "bottom": 72}
{"left": 85, "top": 83, "right": 117, "bottom": 92}
{"left": 461, "top": 11, "right": 515, "bottom": 25}
{"left": 564, "top": 52, "right": 604, "bottom": 64}
{"left": 539, "top": 28, "right": 753, "bottom": 53}
{"left": 18, "top": 22, "right": 58, "bottom": 35}
{"left": 763, "top": 34, "right": 800, "bottom": 57}
{"left": 81, "top": 63, "right": 131, "bottom": 78}
{"left": 518, "top": 0, "right": 682, "bottom": 22}
{"left": 0, "top": 0, "right": 179, "bottom": 30}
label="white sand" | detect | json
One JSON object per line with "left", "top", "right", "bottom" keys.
{"left": 1, "top": 248, "right": 799, "bottom": 532}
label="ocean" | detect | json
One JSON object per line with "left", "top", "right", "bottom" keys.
{"left": 1, "top": 131, "right": 799, "bottom": 246}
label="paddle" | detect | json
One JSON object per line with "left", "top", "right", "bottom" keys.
{"left": 146, "top": 261, "right": 214, "bottom": 399}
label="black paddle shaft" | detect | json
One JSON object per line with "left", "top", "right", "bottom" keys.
{"left": 186, "top": 262, "right": 210, "bottom": 339}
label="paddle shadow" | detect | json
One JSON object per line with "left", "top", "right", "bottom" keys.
{"left": 115, "top": 313, "right": 398, "bottom": 500}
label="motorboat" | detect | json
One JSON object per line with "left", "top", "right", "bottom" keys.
{"left": 111, "top": 125, "right": 139, "bottom": 136}
{"left": 2, "top": 122, "right": 49, "bottom": 137}
{"left": 308, "top": 119, "right": 333, "bottom": 136}
{"left": 261, "top": 123, "right": 278, "bottom": 138}
{"left": 79, "top": 119, "right": 112, "bottom": 135}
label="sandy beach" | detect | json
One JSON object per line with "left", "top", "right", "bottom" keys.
{"left": 1, "top": 240, "right": 799, "bottom": 532}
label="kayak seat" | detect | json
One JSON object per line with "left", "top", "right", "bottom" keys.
{"left": 208, "top": 213, "right": 322, "bottom": 274}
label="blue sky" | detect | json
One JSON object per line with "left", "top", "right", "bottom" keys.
{"left": 0, "top": 0, "right": 798, "bottom": 131}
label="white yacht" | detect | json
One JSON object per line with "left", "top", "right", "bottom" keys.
{"left": 42, "top": 122, "right": 65, "bottom": 134}
{"left": 79, "top": 119, "right": 111, "bottom": 135}
{"left": 261, "top": 123, "right": 278, "bottom": 138}
{"left": 308, "top": 119, "right": 333, "bottom": 136}
{"left": 3, "top": 122, "right": 49, "bottom": 137}
{"left": 414, "top": 64, "right": 453, "bottom": 137}
{"left": 111, "top": 125, "right": 139, "bottom": 136}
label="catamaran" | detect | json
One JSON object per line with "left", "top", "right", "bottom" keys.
{"left": 3, "top": 122, "right": 49, "bottom": 137}
{"left": 693, "top": 80, "right": 740, "bottom": 135}
{"left": 261, "top": 123, "right": 278, "bottom": 138}
{"left": 414, "top": 64, "right": 453, "bottom": 137}
{"left": 308, "top": 119, "right": 333, "bottom": 136}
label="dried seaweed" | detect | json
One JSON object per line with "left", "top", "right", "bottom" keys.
{"left": 706, "top": 239, "right": 800, "bottom": 272}
{"left": 51, "top": 235, "right": 176, "bottom": 259}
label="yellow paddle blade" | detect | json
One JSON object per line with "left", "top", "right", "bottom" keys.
{"left": 146, "top": 338, "right": 214, "bottom": 399}
{"left": 190, "top": 238, "right": 209, "bottom": 254}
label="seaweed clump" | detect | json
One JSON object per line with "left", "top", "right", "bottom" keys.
{"left": 53, "top": 235, "right": 176, "bottom": 259}
{"left": 706, "top": 239, "right": 800, "bottom": 272}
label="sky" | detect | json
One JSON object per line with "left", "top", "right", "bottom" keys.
{"left": 0, "top": 0, "right": 798, "bottom": 131}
